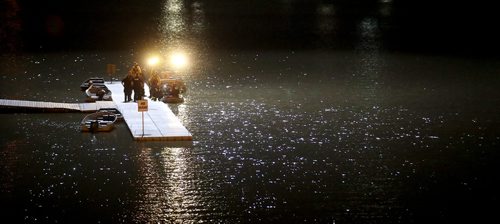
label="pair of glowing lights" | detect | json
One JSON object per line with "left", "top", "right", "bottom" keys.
{"left": 147, "top": 52, "right": 188, "bottom": 69}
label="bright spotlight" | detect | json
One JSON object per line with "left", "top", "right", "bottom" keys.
{"left": 147, "top": 56, "right": 160, "bottom": 66}
{"left": 170, "top": 52, "right": 188, "bottom": 69}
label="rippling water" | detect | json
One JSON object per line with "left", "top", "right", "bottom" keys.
{"left": 1, "top": 49, "right": 500, "bottom": 223}
{"left": 2, "top": 0, "right": 500, "bottom": 223}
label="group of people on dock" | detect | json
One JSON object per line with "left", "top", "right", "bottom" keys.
{"left": 121, "top": 62, "right": 170, "bottom": 103}
{"left": 121, "top": 63, "right": 145, "bottom": 102}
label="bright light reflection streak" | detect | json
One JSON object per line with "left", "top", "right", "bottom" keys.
{"left": 191, "top": 1, "right": 206, "bottom": 34}
{"left": 164, "top": 148, "right": 188, "bottom": 216}
{"left": 134, "top": 147, "right": 193, "bottom": 222}
{"left": 161, "top": 0, "right": 186, "bottom": 49}
{"left": 158, "top": 0, "right": 193, "bottom": 152}
{"left": 355, "top": 17, "right": 384, "bottom": 148}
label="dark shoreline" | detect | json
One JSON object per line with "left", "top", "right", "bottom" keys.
{"left": 1, "top": 0, "right": 498, "bottom": 57}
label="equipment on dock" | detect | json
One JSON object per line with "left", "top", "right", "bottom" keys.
{"left": 81, "top": 111, "right": 117, "bottom": 132}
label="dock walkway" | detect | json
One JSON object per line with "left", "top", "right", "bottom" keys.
{"left": 104, "top": 82, "right": 192, "bottom": 141}
{"left": 0, "top": 99, "right": 116, "bottom": 112}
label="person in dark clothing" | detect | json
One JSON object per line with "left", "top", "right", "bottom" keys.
{"left": 132, "top": 73, "right": 144, "bottom": 101}
{"left": 129, "top": 63, "right": 144, "bottom": 101}
{"left": 121, "top": 74, "right": 133, "bottom": 102}
{"left": 149, "top": 71, "right": 162, "bottom": 101}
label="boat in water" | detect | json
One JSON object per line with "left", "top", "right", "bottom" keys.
{"left": 84, "top": 85, "right": 112, "bottom": 102}
{"left": 156, "top": 71, "right": 187, "bottom": 104}
{"left": 81, "top": 111, "right": 118, "bottom": 132}
{"left": 160, "top": 77, "right": 187, "bottom": 94}
{"left": 97, "top": 108, "right": 123, "bottom": 121}
{"left": 80, "top": 77, "right": 106, "bottom": 91}
{"left": 162, "top": 95, "right": 185, "bottom": 104}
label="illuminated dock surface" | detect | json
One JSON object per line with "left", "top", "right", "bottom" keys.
{"left": 104, "top": 82, "right": 192, "bottom": 141}
{"left": 0, "top": 83, "right": 192, "bottom": 141}
{"left": 0, "top": 99, "right": 116, "bottom": 112}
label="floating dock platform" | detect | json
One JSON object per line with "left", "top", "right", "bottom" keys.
{"left": 104, "top": 82, "right": 192, "bottom": 141}
{"left": 0, "top": 83, "right": 192, "bottom": 141}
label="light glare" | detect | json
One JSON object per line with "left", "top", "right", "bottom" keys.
{"left": 170, "top": 52, "right": 188, "bottom": 69}
{"left": 147, "top": 56, "right": 160, "bottom": 66}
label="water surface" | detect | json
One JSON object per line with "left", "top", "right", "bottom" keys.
{"left": 1, "top": 0, "right": 500, "bottom": 223}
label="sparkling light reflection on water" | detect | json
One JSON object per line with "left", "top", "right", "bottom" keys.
{"left": 2, "top": 49, "right": 500, "bottom": 223}
{"left": 1, "top": 1, "right": 500, "bottom": 223}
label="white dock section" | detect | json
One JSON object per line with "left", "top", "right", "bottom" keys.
{"left": 0, "top": 99, "right": 116, "bottom": 112}
{"left": 78, "top": 101, "right": 117, "bottom": 112}
{"left": 104, "top": 82, "right": 192, "bottom": 141}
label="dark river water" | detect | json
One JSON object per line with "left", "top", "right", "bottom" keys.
{"left": 1, "top": 0, "right": 500, "bottom": 223}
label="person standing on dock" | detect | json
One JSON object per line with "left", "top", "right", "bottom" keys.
{"left": 121, "top": 73, "right": 133, "bottom": 102}
{"left": 149, "top": 71, "right": 162, "bottom": 101}
{"left": 130, "top": 63, "right": 144, "bottom": 101}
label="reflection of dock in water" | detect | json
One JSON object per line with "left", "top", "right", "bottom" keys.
{"left": 104, "top": 82, "right": 192, "bottom": 141}
{"left": 0, "top": 82, "right": 193, "bottom": 141}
